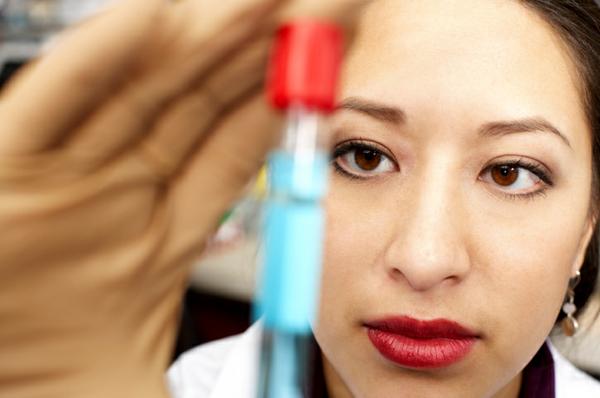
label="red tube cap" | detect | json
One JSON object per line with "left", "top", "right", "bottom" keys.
{"left": 266, "top": 20, "right": 344, "bottom": 112}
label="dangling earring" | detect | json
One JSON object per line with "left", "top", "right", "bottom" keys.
{"left": 561, "top": 271, "right": 581, "bottom": 337}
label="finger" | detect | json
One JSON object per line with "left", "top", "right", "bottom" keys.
{"left": 164, "top": 94, "right": 281, "bottom": 262}
{"left": 277, "top": 0, "right": 371, "bottom": 33}
{"left": 111, "top": 0, "right": 370, "bottom": 178}
{"left": 64, "top": 0, "right": 284, "bottom": 168}
{"left": 147, "top": 0, "right": 373, "bottom": 261}
{"left": 135, "top": 36, "right": 272, "bottom": 178}
{"left": 0, "top": 0, "right": 166, "bottom": 156}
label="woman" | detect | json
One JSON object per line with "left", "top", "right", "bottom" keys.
{"left": 0, "top": 0, "right": 598, "bottom": 397}
{"left": 168, "top": 0, "right": 600, "bottom": 397}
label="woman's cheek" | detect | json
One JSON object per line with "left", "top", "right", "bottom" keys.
{"left": 323, "top": 180, "right": 395, "bottom": 276}
{"left": 319, "top": 181, "right": 408, "bottom": 350}
{"left": 320, "top": 184, "right": 389, "bottom": 310}
{"left": 469, "top": 203, "right": 580, "bottom": 367}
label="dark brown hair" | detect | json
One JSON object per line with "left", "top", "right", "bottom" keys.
{"left": 521, "top": 0, "right": 600, "bottom": 317}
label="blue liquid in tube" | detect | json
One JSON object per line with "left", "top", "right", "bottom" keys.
{"left": 255, "top": 107, "right": 329, "bottom": 398}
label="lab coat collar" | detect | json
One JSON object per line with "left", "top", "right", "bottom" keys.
{"left": 209, "top": 322, "right": 261, "bottom": 398}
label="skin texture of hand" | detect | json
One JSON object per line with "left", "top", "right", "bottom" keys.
{"left": 0, "top": 0, "right": 365, "bottom": 397}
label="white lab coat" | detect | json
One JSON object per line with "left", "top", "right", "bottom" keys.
{"left": 167, "top": 322, "right": 600, "bottom": 398}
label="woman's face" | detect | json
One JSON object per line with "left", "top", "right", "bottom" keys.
{"left": 315, "top": 1, "right": 595, "bottom": 397}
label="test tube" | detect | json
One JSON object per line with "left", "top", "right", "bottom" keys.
{"left": 255, "top": 21, "right": 343, "bottom": 398}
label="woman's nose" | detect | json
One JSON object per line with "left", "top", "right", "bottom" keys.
{"left": 383, "top": 166, "right": 471, "bottom": 292}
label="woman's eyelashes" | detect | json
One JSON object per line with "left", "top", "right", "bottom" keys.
{"left": 331, "top": 140, "right": 398, "bottom": 180}
{"left": 331, "top": 140, "right": 554, "bottom": 200}
{"left": 479, "top": 158, "right": 554, "bottom": 200}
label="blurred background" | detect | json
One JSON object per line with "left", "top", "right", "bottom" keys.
{"left": 1, "top": 0, "right": 598, "bottom": 378}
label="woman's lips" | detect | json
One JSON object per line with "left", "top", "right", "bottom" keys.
{"left": 364, "top": 316, "right": 479, "bottom": 369}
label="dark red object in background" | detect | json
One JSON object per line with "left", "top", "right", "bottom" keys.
{"left": 173, "top": 291, "right": 250, "bottom": 361}
{"left": 266, "top": 20, "right": 344, "bottom": 112}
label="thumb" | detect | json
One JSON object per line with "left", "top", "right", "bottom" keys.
{"left": 166, "top": 94, "right": 281, "bottom": 262}
{"left": 164, "top": 0, "right": 371, "bottom": 260}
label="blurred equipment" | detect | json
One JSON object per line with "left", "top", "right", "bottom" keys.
{"left": 0, "top": 0, "right": 110, "bottom": 40}
{"left": 0, "top": 0, "right": 113, "bottom": 87}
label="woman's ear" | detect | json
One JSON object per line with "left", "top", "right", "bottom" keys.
{"left": 571, "top": 214, "right": 597, "bottom": 276}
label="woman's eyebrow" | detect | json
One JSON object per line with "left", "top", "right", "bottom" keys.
{"left": 478, "top": 118, "right": 572, "bottom": 150}
{"left": 337, "top": 98, "right": 572, "bottom": 150}
{"left": 336, "top": 97, "right": 407, "bottom": 124}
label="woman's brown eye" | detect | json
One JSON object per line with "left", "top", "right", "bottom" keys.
{"left": 333, "top": 142, "right": 396, "bottom": 177}
{"left": 491, "top": 165, "right": 519, "bottom": 186}
{"left": 354, "top": 149, "right": 382, "bottom": 171}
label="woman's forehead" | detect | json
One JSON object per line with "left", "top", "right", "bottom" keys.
{"left": 340, "top": 0, "right": 590, "bottom": 151}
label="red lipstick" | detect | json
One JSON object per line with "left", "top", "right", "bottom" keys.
{"left": 365, "top": 316, "right": 479, "bottom": 369}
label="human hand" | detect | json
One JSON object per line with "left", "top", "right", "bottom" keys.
{"left": 0, "top": 0, "right": 365, "bottom": 397}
